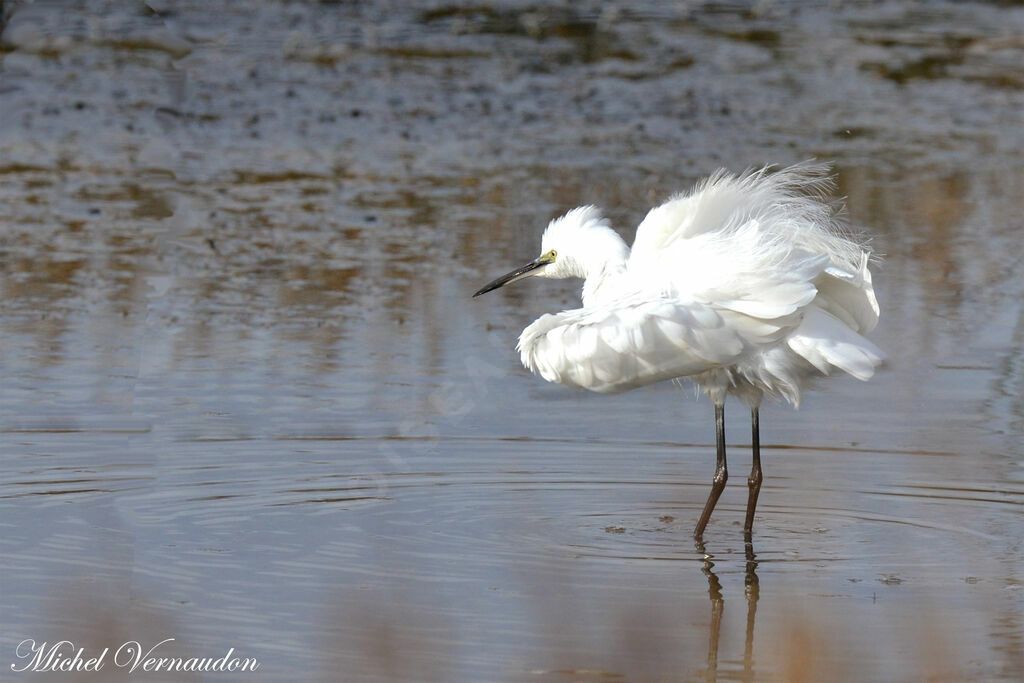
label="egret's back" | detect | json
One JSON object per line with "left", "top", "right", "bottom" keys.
{"left": 630, "top": 163, "right": 859, "bottom": 271}
{"left": 629, "top": 164, "right": 875, "bottom": 323}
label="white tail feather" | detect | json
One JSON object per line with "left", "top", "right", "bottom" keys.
{"left": 787, "top": 307, "right": 885, "bottom": 381}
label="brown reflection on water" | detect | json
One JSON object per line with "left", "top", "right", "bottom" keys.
{"left": 837, "top": 164, "right": 1022, "bottom": 374}
{"left": 902, "top": 173, "right": 971, "bottom": 309}
{"left": 309, "top": 539, "right": 989, "bottom": 682}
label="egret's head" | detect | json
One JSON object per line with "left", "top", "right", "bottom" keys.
{"left": 473, "top": 206, "right": 621, "bottom": 297}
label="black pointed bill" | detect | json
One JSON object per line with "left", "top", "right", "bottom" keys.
{"left": 473, "top": 256, "right": 550, "bottom": 297}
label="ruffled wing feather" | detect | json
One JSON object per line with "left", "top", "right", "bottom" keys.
{"left": 518, "top": 295, "right": 801, "bottom": 394}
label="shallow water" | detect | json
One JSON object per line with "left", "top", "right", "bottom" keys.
{"left": 1, "top": 1, "right": 1022, "bottom": 681}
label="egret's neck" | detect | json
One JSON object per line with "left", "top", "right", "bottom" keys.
{"left": 577, "top": 246, "right": 629, "bottom": 308}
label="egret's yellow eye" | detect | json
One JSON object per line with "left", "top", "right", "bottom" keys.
{"left": 547, "top": 249, "right": 557, "bottom": 260}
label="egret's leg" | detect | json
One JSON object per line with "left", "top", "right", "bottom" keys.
{"left": 694, "top": 402, "right": 727, "bottom": 538}
{"left": 743, "top": 407, "right": 762, "bottom": 539}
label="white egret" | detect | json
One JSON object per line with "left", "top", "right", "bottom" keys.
{"left": 473, "top": 163, "right": 884, "bottom": 539}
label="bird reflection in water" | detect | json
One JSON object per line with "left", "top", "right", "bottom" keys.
{"left": 696, "top": 539, "right": 760, "bottom": 682}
